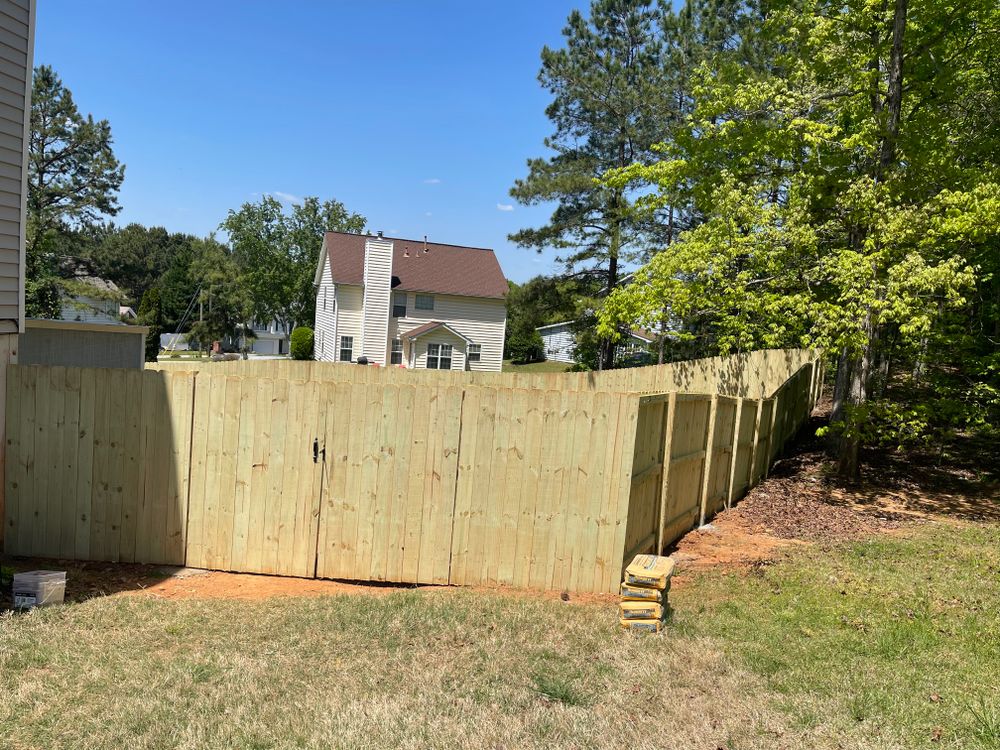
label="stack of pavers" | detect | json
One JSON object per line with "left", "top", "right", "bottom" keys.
{"left": 618, "top": 554, "right": 675, "bottom": 633}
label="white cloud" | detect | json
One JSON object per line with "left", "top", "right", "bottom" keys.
{"left": 496, "top": 203, "right": 514, "bottom": 212}
{"left": 422, "top": 178, "right": 442, "bottom": 185}
{"left": 424, "top": 211, "right": 433, "bottom": 217}
{"left": 270, "top": 191, "right": 303, "bottom": 204}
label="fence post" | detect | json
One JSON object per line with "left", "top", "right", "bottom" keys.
{"left": 764, "top": 393, "right": 779, "bottom": 479}
{"left": 698, "top": 394, "right": 718, "bottom": 527}
{"left": 747, "top": 397, "right": 764, "bottom": 487}
{"left": 726, "top": 397, "right": 743, "bottom": 509}
{"left": 656, "top": 391, "right": 677, "bottom": 553}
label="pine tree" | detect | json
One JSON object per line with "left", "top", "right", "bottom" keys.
{"left": 26, "top": 65, "right": 124, "bottom": 316}
{"left": 509, "top": 0, "right": 667, "bottom": 369}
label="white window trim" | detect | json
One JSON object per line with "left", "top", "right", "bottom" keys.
{"left": 426, "top": 342, "right": 452, "bottom": 370}
{"left": 339, "top": 335, "right": 353, "bottom": 362}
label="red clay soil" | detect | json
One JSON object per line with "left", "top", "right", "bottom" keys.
{"left": 671, "top": 408, "right": 999, "bottom": 583}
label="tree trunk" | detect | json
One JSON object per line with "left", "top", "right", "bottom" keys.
{"left": 878, "top": 0, "right": 909, "bottom": 177}
{"left": 599, "top": 192, "right": 623, "bottom": 372}
{"left": 831, "top": 349, "right": 852, "bottom": 425}
{"left": 837, "top": 324, "right": 873, "bottom": 479}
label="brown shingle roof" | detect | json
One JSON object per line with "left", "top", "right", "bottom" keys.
{"left": 324, "top": 231, "right": 507, "bottom": 299}
{"left": 403, "top": 321, "right": 473, "bottom": 342}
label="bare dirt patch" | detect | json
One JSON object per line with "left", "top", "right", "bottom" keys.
{"left": 671, "top": 402, "right": 998, "bottom": 582}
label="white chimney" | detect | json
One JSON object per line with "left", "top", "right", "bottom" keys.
{"left": 360, "top": 235, "right": 394, "bottom": 365}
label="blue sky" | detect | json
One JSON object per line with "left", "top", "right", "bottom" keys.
{"left": 36, "top": 1, "right": 587, "bottom": 283}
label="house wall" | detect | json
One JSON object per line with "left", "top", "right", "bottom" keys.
{"left": 391, "top": 292, "right": 506, "bottom": 372}
{"left": 360, "top": 237, "right": 392, "bottom": 364}
{"left": 0, "top": 0, "right": 34, "bottom": 333}
{"left": 313, "top": 259, "right": 337, "bottom": 361}
{"left": 60, "top": 294, "right": 121, "bottom": 325}
{"left": 408, "top": 330, "right": 468, "bottom": 371}
{"left": 325, "top": 284, "right": 363, "bottom": 362}
{"left": 538, "top": 324, "right": 576, "bottom": 363}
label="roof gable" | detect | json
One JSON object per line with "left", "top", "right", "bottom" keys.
{"left": 318, "top": 232, "right": 508, "bottom": 299}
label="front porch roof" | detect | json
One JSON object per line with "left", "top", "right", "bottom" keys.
{"left": 403, "top": 321, "right": 474, "bottom": 344}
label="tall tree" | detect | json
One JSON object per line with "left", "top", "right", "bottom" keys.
{"left": 185, "top": 236, "right": 248, "bottom": 352}
{"left": 509, "top": 0, "right": 667, "bottom": 369}
{"left": 598, "top": 0, "right": 1000, "bottom": 476}
{"left": 26, "top": 66, "right": 124, "bottom": 315}
{"left": 221, "top": 196, "right": 364, "bottom": 333}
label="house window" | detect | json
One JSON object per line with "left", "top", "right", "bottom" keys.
{"left": 322, "top": 287, "right": 327, "bottom": 312}
{"left": 339, "top": 335, "right": 353, "bottom": 362}
{"left": 392, "top": 292, "right": 407, "bottom": 318}
{"left": 467, "top": 344, "right": 481, "bottom": 363}
{"left": 318, "top": 330, "right": 324, "bottom": 355}
{"left": 426, "top": 343, "right": 452, "bottom": 370}
{"left": 390, "top": 338, "right": 403, "bottom": 365}
{"left": 415, "top": 294, "right": 434, "bottom": 311}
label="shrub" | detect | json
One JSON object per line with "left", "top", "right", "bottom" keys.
{"left": 506, "top": 328, "right": 545, "bottom": 364}
{"left": 290, "top": 326, "right": 314, "bottom": 360}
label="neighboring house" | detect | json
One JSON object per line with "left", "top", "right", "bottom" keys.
{"left": 119, "top": 305, "right": 137, "bottom": 321}
{"left": 244, "top": 319, "right": 290, "bottom": 356}
{"left": 57, "top": 258, "right": 125, "bottom": 325}
{"left": 537, "top": 321, "right": 655, "bottom": 364}
{"left": 313, "top": 231, "right": 507, "bottom": 371}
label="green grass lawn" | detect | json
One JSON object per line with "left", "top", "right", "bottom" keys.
{"left": 502, "top": 358, "right": 573, "bottom": 373}
{"left": 2, "top": 522, "right": 997, "bottom": 749}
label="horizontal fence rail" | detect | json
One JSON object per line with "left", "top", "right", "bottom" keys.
{"left": 150, "top": 348, "right": 821, "bottom": 399}
{"left": 4, "top": 352, "right": 822, "bottom": 593}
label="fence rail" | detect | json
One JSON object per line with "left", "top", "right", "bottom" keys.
{"left": 149, "top": 348, "right": 820, "bottom": 398}
{"left": 4, "top": 352, "right": 821, "bottom": 593}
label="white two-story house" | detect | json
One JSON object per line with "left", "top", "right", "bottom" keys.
{"left": 313, "top": 231, "right": 508, "bottom": 371}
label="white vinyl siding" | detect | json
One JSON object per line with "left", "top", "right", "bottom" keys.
{"left": 410, "top": 332, "right": 466, "bottom": 371}
{"left": 360, "top": 237, "right": 392, "bottom": 365}
{"left": 59, "top": 294, "right": 120, "bottom": 325}
{"left": 313, "top": 257, "right": 340, "bottom": 362}
{"left": 331, "top": 284, "right": 362, "bottom": 362}
{"left": 392, "top": 294, "right": 505, "bottom": 372}
{"left": 537, "top": 323, "right": 577, "bottom": 363}
{"left": 0, "top": 0, "right": 33, "bottom": 331}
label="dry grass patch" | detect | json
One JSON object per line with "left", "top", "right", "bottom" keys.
{"left": 2, "top": 521, "right": 998, "bottom": 749}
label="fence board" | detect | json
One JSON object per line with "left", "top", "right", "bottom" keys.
{"left": 4, "top": 366, "right": 191, "bottom": 564}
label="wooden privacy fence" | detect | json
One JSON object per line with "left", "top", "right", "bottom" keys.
{"left": 4, "top": 356, "right": 821, "bottom": 593}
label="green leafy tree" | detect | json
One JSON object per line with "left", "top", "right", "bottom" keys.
{"left": 510, "top": 0, "right": 667, "bottom": 370}
{"left": 290, "top": 326, "right": 314, "bottom": 360}
{"left": 221, "top": 196, "right": 364, "bottom": 333}
{"left": 26, "top": 66, "right": 124, "bottom": 315}
{"left": 185, "top": 236, "right": 248, "bottom": 352}
{"left": 599, "top": 0, "right": 1000, "bottom": 476}
{"left": 137, "top": 287, "right": 163, "bottom": 362}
